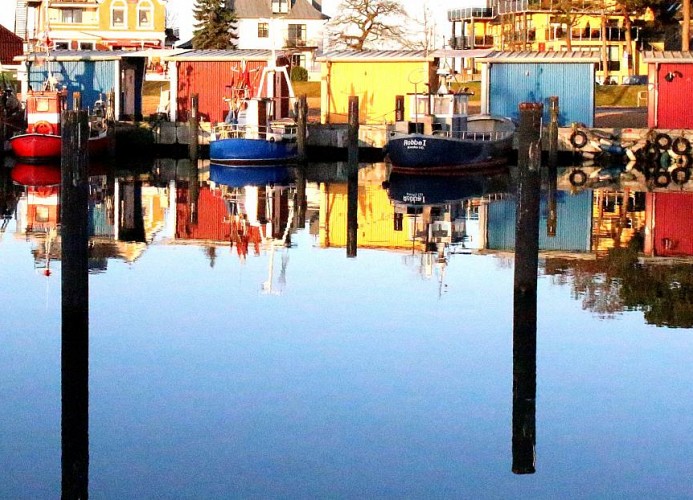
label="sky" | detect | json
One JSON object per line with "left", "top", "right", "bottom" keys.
{"left": 0, "top": 0, "right": 466, "bottom": 47}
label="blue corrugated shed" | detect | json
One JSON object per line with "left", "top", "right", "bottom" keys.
{"left": 479, "top": 51, "right": 598, "bottom": 127}
{"left": 487, "top": 190, "right": 593, "bottom": 251}
{"left": 29, "top": 59, "right": 118, "bottom": 111}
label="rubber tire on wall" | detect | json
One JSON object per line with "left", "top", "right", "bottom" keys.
{"left": 569, "top": 169, "right": 588, "bottom": 186}
{"left": 671, "top": 136, "right": 691, "bottom": 155}
{"left": 654, "top": 133, "right": 672, "bottom": 151}
{"left": 33, "top": 121, "right": 54, "bottom": 135}
{"left": 653, "top": 170, "right": 671, "bottom": 187}
{"left": 569, "top": 130, "right": 589, "bottom": 149}
{"left": 671, "top": 167, "right": 691, "bottom": 185}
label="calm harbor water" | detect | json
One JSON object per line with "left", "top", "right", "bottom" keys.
{"left": 0, "top": 157, "right": 691, "bottom": 498}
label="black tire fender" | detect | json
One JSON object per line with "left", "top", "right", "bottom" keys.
{"left": 569, "top": 169, "right": 588, "bottom": 186}
{"left": 569, "top": 130, "right": 589, "bottom": 149}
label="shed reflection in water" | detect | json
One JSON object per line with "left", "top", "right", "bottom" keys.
{"left": 1, "top": 157, "right": 692, "bottom": 497}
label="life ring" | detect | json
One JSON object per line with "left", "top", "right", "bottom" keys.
{"left": 671, "top": 167, "right": 691, "bottom": 185}
{"left": 653, "top": 170, "right": 671, "bottom": 187}
{"left": 33, "top": 121, "right": 55, "bottom": 135}
{"left": 672, "top": 137, "right": 691, "bottom": 155}
{"left": 569, "top": 169, "right": 588, "bottom": 187}
{"left": 654, "top": 133, "right": 672, "bottom": 151}
{"left": 569, "top": 130, "right": 589, "bottom": 149}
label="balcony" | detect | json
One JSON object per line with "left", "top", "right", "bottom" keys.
{"left": 496, "top": 0, "right": 605, "bottom": 15}
{"left": 448, "top": 8, "right": 494, "bottom": 22}
{"left": 449, "top": 35, "right": 495, "bottom": 49}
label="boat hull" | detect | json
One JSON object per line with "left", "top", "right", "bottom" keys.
{"left": 210, "top": 138, "right": 298, "bottom": 165}
{"left": 9, "top": 134, "right": 62, "bottom": 161}
{"left": 209, "top": 163, "right": 295, "bottom": 187}
{"left": 386, "top": 129, "right": 514, "bottom": 173}
{"left": 9, "top": 132, "right": 112, "bottom": 162}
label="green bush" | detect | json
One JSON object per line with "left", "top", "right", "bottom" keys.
{"left": 290, "top": 66, "right": 309, "bottom": 82}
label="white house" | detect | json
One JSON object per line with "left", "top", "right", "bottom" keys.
{"left": 232, "top": 0, "right": 328, "bottom": 81}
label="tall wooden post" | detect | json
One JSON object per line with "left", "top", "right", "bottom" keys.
{"left": 347, "top": 96, "right": 359, "bottom": 258}
{"left": 548, "top": 96, "right": 558, "bottom": 169}
{"left": 296, "top": 94, "right": 308, "bottom": 163}
{"left": 188, "top": 93, "right": 199, "bottom": 162}
{"left": 512, "top": 102, "right": 542, "bottom": 475}
{"left": 72, "top": 91, "right": 82, "bottom": 111}
{"left": 60, "top": 109, "right": 90, "bottom": 498}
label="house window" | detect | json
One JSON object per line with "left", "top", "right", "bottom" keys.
{"left": 111, "top": 1, "right": 127, "bottom": 28}
{"left": 287, "top": 24, "right": 306, "bottom": 47}
{"left": 79, "top": 41, "right": 95, "bottom": 50}
{"left": 291, "top": 53, "right": 306, "bottom": 68}
{"left": 54, "top": 41, "right": 70, "bottom": 50}
{"left": 138, "top": 1, "right": 153, "bottom": 28}
{"left": 62, "top": 8, "right": 83, "bottom": 23}
{"left": 272, "top": 0, "right": 288, "bottom": 14}
{"left": 258, "top": 22, "right": 269, "bottom": 38}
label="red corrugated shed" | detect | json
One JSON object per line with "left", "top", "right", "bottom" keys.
{"left": 176, "top": 185, "right": 231, "bottom": 241}
{"left": 175, "top": 60, "right": 268, "bottom": 123}
{"left": 653, "top": 63, "right": 693, "bottom": 129}
{"left": 646, "top": 192, "right": 693, "bottom": 256}
{"left": 0, "top": 25, "right": 23, "bottom": 66}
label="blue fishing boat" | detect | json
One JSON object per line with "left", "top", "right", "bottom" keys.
{"left": 210, "top": 61, "right": 298, "bottom": 165}
{"left": 385, "top": 89, "right": 515, "bottom": 173}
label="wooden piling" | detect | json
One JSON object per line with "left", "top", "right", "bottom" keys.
{"left": 512, "top": 102, "right": 542, "bottom": 475}
{"left": 347, "top": 96, "right": 359, "bottom": 258}
{"left": 548, "top": 96, "right": 559, "bottom": 169}
{"left": 60, "top": 110, "right": 90, "bottom": 498}
{"left": 189, "top": 93, "right": 199, "bottom": 162}
{"left": 296, "top": 94, "right": 308, "bottom": 163}
{"left": 72, "top": 91, "right": 82, "bottom": 111}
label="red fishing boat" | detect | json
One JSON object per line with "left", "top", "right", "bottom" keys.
{"left": 9, "top": 80, "right": 112, "bottom": 161}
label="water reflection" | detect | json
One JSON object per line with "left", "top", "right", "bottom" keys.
{"left": 1, "top": 155, "right": 692, "bottom": 496}
{"left": 4, "top": 158, "right": 693, "bottom": 323}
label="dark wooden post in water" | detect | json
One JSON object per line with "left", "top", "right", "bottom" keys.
{"left": 60, "top": 110, "right": 90, "bottom": 498}
{"left": 296, "top": 94, "right": 308, "bottom": 163}
{"left": 347, "top": 96, "right": 359, "bottom": 258}
{"left": 72, "top": 91, "right": 82, "bottom": 111}
{"left": 188, "top": 93, "right": 199, "bottom": 162}
{"left": 548, "top": 96, "right": 559, "bottom": 169}
{"left": 512, "top": 102, "right": 542, "bottom": 475}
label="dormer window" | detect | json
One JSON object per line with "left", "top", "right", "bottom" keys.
{"left": 272, "top": 0, "right": 289, "bottom": 14}
{"left": 111, "top": 0, "right": 127, "bottom": 29}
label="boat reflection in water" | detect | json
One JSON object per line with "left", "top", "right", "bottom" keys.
{"left": 384, "top": 166, "right": 512, "bottom": 253}
{"left": 210, "top": 163, "right": 298, "bottom": 293}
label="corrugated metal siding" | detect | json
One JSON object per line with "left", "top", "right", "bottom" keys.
{"left": 489, "top": 63, "right": 594, "bottom": 126}
{"left": 175, "top": 186, "right": 230, "bottom": 241}
{"left": 487, "top": 190, "right": 592, "bottom": 251}
{"left": 29, "top": 60, "right": 117, "bottom": 110}
{"left": 655, "top": 64, "right": 693, "bottom": 128}
{"left": 323, "top": 60, "right": 431, "bottom": 124}
{"left": 652, "top": 192, "right": 693, "bottom": 256}
{"left": 176, "top": 60, "right": 267, "bottom": 123}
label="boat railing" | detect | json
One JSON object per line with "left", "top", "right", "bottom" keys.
{"left": 213, "top": 121, "right": 298, "bottom": 142}
{"left": 431, "top": 129, "right": 512, "bottom": 141}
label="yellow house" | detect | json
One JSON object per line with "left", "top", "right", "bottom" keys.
{"left": 24, "top": 0, "right": 167, "bottom": 51}
{"left": 448, "top": 2, "right": 653, "bottom": 83}
{"left": 317, "top": 50, "right": 438, "bottom": 125}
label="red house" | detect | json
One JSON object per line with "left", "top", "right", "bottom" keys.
{"left": 0, "top": 25, "right": 23, "bottom": 66}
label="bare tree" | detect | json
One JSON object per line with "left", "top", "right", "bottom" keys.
{"left": 398, "top": 1, "right": 437, "bottom": 51}
{"left": 327, "top": 0, "right": 409, "bottom": 50}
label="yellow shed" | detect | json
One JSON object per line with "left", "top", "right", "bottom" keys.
{"left": 317, "top": 50, "right": 437, "bottom": 125}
